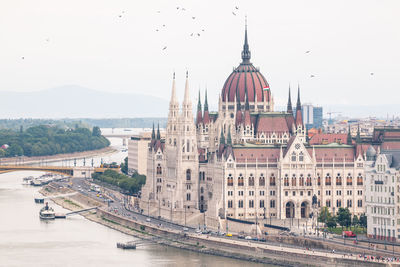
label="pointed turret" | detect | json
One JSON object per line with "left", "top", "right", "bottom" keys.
{"left": 203, "top": 89, "right": 210, "bottom": 124}
{"left": 183, "top": 71, "right": 191, "bottom": 104}
{"left": 156, "top": 123, "right": 161, "bottom": 140}
{"left": 241, "top": 18, "right": 251, "bottom": 64}
{"left": 151, "top": 123, "right": 155, "bottom": 140}
{"left": 220, "top": 129, "right": 225, "bottom": 145}
{"left": 356, "top": 124, "right": 361, "bottom": 143}
{"left": 170, "top": 72, "right": 178, "bottom": 105}
{"left": 347, "top": 125, "right": 352, "bottom": 144}
{"left": 227, "top": 127, "right": 232, "bottom": 145}
{"left": 287, "top": 85, "right": 293, "bottom": 114}
{"left": 196, "top": 90, "right": 203, "bottom": 125}
{"left": 295, "top": 85, "right": 303, "bottom": 126}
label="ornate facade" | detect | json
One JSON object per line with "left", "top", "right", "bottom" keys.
{"left": 140, "top": 27, "right": 375, "bottom": 228}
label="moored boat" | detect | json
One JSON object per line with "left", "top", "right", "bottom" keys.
{"left": 39, "top": 202, "right": 55, "bottom": 220}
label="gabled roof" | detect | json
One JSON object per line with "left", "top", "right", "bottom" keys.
{"left": 309, "top": 133, "right": 348, "bottom": 145}
{"left": 253, "top": 113, "right": 294, "bottom": 134}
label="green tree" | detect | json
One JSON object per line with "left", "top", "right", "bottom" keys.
{"left": 327, "top": 216, "right": 337, "bottom": 228}
{"left": 92, "top": 126, "right": 101, "bottom": 137}
{"left": 359, "top": 213, "right": 367, "bottom": 228}
{"left": 337, "top": 207, "right": 352, "bottom": 228}
{"left": 120, "top": 156, "right": 128, "bottom": 175}
{"left": 352, "top": 215, "right": 359, "bottom": 226}
{"left": 318, "top": 206, "right": 332, "bottom": 224}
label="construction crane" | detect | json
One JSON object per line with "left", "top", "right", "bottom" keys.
{"left": 327, "top": 111, "right": 341, "bottom": 124}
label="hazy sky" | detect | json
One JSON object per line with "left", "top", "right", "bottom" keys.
{"left": 0, "top": 0, "right": 399, "bottom": 112}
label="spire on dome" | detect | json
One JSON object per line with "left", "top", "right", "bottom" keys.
{"left": 287, "top": 85, "right": 293, "bottom": 113}
{"left": 151, "top": 123, "right": 155, "bottom": 140}
{"left": 241, "top": 16, "right": 251, "bottom": 64}
{"left": 156, "top": 123, "right": 161, "bottom": 140}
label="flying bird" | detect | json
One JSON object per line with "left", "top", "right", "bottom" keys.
{"left": 190, "top": 33, "right": 194, "bottom": 36}
{"left": 162, "top": 46, "right": 167, "bottom": 50}
{"left": 21, "top": 57, "right": 25, "bottom": 60}
{"left": 176, "top": 7, "right": 179, "bottom": 9}
{"left": 370, "top": 72, "right": 374, "bottom": 75}
{"left": 310, "top": 75, "right": 315, "bottom": 78}
{"left": 202, "top": 29, "right": 205, "bottom": 32}
{"left": 163, "top": 24, "right": 166, "bottom": 27}
{"left": 305, "top": 50, "right": 310, "bottom": 53}
{"left": 232, "top": 12, "right": 236, "bottom": 16}
{"left": 235, "top": 6, "right": 239, "bottom": 10}
{"left": 157, "top": 11, "right": 161, "bottom": 13}
{"left": 197, "top": 33, "right": 200, "bottom": 36}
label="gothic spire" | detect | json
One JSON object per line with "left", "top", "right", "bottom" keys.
{"left": 197, "top": 90, "right": 202, "bottom": 111}
{"left": 241, "top": 17, "right": 251, "bottom": 64}
{"left": 170, "top": 72, "right": 177, "bottom": 104}
{"left": 183, "top": 71, "right": 191, "bottom": 104}
{"left": 204, "top": 89, "right": 209, "bottom": 111}
{"left": 296, "top": 84, "right": 301, "bottom": 110}
{"left": 347, "top": 125, "right": 352, "bottom": 144}
{"left": 220, "top": 129, "right": 225, "bottom": 145}
{"left": 227, "top": 127, "right": 232, "bottom": 145}
{"left": 156, "top": 123, "right": 161, "bottom": 140}
{"left": 151, "top": 123, "right": 155, "bottom": 140}
{"left": 287, "top": 85, "right": 293, "bottom": 113}
{"left": 356, "top": 124, "right": 361, "bottom": 143}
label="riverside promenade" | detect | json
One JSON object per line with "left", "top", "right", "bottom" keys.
{"left": 40, "top": 181, "right": 399, "bottom": 267}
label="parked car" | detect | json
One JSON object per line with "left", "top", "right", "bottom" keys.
{"left": 245, "top": 236, "right": 252, "bottom": 240}
{"left": 146, "top": 218, "right": 151, "bottom": 222}
{"left": 225, "top": 233, "right": 233, "bottom": 237}
{"left": 342, "top": 231, "right": 356, "bottom": 238}
{"left": 238, "top": 234, "right": 245, "bottom": 239}
{"left": 183, "top": 227, "right": 189, "bottom": 232}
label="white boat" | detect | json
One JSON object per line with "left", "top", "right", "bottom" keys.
{"left": 39, "top": 203, "right": 55, "bottom": 220}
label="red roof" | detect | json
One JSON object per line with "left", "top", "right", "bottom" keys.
{"left": 309, "top": 133, "right": 348, "bottom": 145}
{"left": 255, "top": 115, "right": 293, "bottom": 134}
{"left": 381, "top": 142, "right": 400, "bottom": 150}
{"left": 306, "top": 147, "right": 356, "bottom": 162}
{"left": 233, "top": 147, "right": 280, "bottom": 163}
{"left": 221, "top": 64, "right": 270, "bottom": 103}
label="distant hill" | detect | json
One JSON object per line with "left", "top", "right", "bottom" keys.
{"left": 0, "top": 85, "right": 169, "bottom": 118}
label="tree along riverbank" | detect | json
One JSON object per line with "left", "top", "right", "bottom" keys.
{"left": 0, "top": 125, "right": 109, "bottom": 157}
{"left": 40, "top": 184, "right": 387, "bottom": 267}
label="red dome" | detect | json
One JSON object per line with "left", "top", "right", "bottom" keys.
{"left": 221, "top": 63, "right": 270, "bottom": 103}
{"left": 221, "top": 27, "right": 271, "bottom": 103}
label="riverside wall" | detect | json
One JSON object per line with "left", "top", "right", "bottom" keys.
{"left": 40, "top": 185, "right": 388, "bottom": 267}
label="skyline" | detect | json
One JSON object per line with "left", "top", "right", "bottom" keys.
{"left": 0, "top": 0, "right": 399, "bottom": 116}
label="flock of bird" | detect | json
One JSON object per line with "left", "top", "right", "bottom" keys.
{"left": 17, "top": 5, "right": 376, "bottom": 79}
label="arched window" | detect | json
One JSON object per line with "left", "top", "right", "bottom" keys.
{"left": 173, "top": 139, "right": 176, "bottom": 146}
{"left": 306, "top": 174, "right": 312, "bottom": 186}
{"left": 291, "top": 174, "right": 296, "bottom": 186}
{"left": 238, "top": 174, "right": 244, "bottom": 186}
{"left": 186, "top": 193, "right": 191, "bottom": 201}
{"left": 248, "top": 175, "right": 255, "bottom": 186}
{"left": 200, "top": 187, "right": 204, "bottom": 194}
{"left": 156, "top": 164, "right": 162, "bottom": 175}
{"left": 299, "top": 152, "right": 304, "bottom": 161}
{"left": 317, "top": 174, "right": 321, "bottom": 186}
{"left": 336, "top": 173, "right": 342, "bottom": 186}
{"left": 357, "top": 174, "right": 363, "bottom": 185}
{"left": 270, "top": 174, "right": 276, "bottom": 186}
{"left": 284, "top": 174, "right": 289, "bottom": 186}
{"left": 259, "top": 174, "right": 265, "bottom": 186}
{"left": 227, "top": 174, "right": 233, "bottom": 186}
{"left": 186, "top": 169, "right": 191, "bottom": 181}
{"left": 325, "top": 173, "right": 331, "bottom": 186}
{"left": 299, "top": 174, "right": 304, "bottom": 186}
{"left": 346, "top": 174, "right": 352, "bottom": 185}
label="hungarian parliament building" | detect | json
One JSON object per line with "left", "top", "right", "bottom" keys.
{"left": 140, "top": 27, "right": 400, "bottom": 229}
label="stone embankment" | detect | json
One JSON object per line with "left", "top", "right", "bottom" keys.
{"left": 40, "top": 184, "right": 389, "bottom": 267}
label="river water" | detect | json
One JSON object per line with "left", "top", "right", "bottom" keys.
{"left": 0, "top": 130, "right": 269, "bottom": 267}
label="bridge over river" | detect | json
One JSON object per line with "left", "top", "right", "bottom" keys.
{"left": 0, "top": 165, "right": 111, "bottom": 178}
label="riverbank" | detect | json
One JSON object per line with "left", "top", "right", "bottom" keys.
{"left": 39, "top": 184, "right": 390, "bottom": 267}
{"left": 0, "top": 146, "right": 117, "bottom": 165}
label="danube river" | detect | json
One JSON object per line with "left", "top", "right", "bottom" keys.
{"left": 0, "top": 130, "right": 270, "bottom": 267}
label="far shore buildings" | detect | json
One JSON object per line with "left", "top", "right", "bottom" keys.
{"left": 139, "top": 26, "right": 400, "bottom": 235}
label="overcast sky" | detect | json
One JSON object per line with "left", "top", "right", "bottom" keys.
{"left": 0, "top": 0, "right": 399, "bottom": 113}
